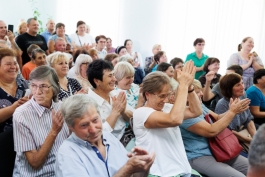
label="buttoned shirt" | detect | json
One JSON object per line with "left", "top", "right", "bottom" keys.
{"left": 87, "top": 89, "right": 133, "bottom": 140}
{"left": 55, "top": 131, "right": 128, "bottom": 177}
{"left": 41, "top": 30, "right": 53, "bottom": 43}
{"left": 13, "top": 97, "right": 69, "bottom": 177}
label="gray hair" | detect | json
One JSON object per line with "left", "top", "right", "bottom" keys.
{"left": 31, "top": 48, "right": 46, "bottom": 60}
{"left": 29, "top": 65, "right": 60, "bottom": 102}
{"left": 119, "top": 55, "right": 133, "bottom": 62}
{"left": 142, "top": 71, "right": 171, "bottom": 101}
{"left": 114, "top": 61, "right": 135, "bottom": 82}
{"left": 55, "top": 37, "right": 66, "bottom": 44}
{"left": 248, "top": 124, "right": 265, "bottom": 169}
{"left": 60, "top": 94, "right": 100, "bottom": 127}
{"left": 74, "top": 54, "right": 92, "bottom": 75}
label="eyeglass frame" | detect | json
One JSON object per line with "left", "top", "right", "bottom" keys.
{"left": 29, "top": 83, "right": 53, "bottom": 92}
{"left": 152, "top": 90, "right": 175, "bottom": 100}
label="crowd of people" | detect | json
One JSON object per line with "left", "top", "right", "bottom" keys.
{"left": 0, "top": 17, "right": 265, "bottom": 177}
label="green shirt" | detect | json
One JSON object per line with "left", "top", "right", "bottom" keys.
{"left": 185, "top": 52, "right": 208, "bottom": 79}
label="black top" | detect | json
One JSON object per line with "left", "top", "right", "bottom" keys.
{"left": 16, "top": 33, "right": 48, "bottom": 65}
{"left": 58, "top": 77, "right": 82, "bottom": 101}
{"left": 0, "top": 78, "right": 28, "bottom": 132}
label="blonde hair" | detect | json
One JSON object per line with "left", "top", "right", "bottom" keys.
{"left": 114, "top": 61, "right": 135, "bottom": 82}
{"left": 119, "top": 55, "right": 133, "bottom": 62}
{"left": 152, "top": 44, "right": 161, "bottom": 50}
{"left": 47, "top": 52, "right": 69, "bottom": 67}
{"left": 192, "top": 79, "right": 202, "bottom": 89}
{"left": 17, "top": 20, "right": 27, "bottom": 35}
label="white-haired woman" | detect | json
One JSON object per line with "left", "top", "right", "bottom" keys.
{"left": 74, "top": 54, "right": 92, "bottom": 93}
{"left": 47, "top": 52, "right": 84, "bottom": 100}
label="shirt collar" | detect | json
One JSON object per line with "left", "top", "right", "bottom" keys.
{"left": 71, "top": 132, "right": 109, "bottom": 148}
{"left": 30, "top": 97, "right": 57, "bottom": 117}
{"left": 88, "top": 89, "right": 112, "bottom": 106}
{"left": 191, "top": 52, "right": 206, "bottom": 57}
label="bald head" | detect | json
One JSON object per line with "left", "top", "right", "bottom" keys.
{"left": 0, "top": 20, "right": 7, "bottom": 39}
{"left": 46, "top": 19, "right": 55, "bottom": 33}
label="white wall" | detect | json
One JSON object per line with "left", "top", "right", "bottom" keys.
{"left": 1, "top": 0, "right": 265, "bottom": 74}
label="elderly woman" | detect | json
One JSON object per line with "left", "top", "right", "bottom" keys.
{"left": 185, "top": 38, "right": 209, "bottom": 79}
{"left": 215, "top": 73, "right": 257, "bottom": 157}
{"left": 151, "top": 51, "right": 167, "bottom": 72}
{"left": 115, "top": 46, "right": 127, "bottom": 57}
{"left": 88, "top": 48, "right": 99, "bottom": 61}
{"left": 106, "top": 37, "right": 116, "bottom": 53}
{"left": 0, "top": 48, "right": 29, "bottom": 132}
{"left": 157, "top": 62, "right": 174, "bottom": 78}
{"left": 246, "top": 69, "right": 265, "bottom": 125}
{"left": 47, "top": 52, "right": 83, "bottom": 100}
{"left": 12, "top": 66, "right": 69, "bottom": 176}
{"left": 180, "top": 79, "right": 249, "bottom": 177}
{"left": 73, "top": 54, "right": 92, "bottom": 92}
{"left": 104, "top": 53, "right": 119, "bottom": 66}
{"left": 227, "top": 37, "right": 263, "bottom": 90}
{"left": 124, "top": 39, "right": 143, "bottom": 69}
{"left": 48, "top": 23, "right": 73, "bottom": 54}
{"left": 133, "top": 61, "right": 203, "bottom": 177}
{"left": 15, "top": 20, "right": 27, "bottom": 37}
{"left": 113, "top": 61, "right": 145, "bottom": 109}
{"left": 55, "top": 94, "right": 154, "bottom": 176}
{"left": 144, "top": 44, "right": 161, "bottom": 75}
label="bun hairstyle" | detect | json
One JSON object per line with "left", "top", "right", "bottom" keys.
{"left": 76, "top": 20, "right": 86, "bottom": 33}
{"left": 115, "top": 46, "right": 126, "bottom": 54}
{"left": 238, "top": 37, "right": 252, "bottom": 51}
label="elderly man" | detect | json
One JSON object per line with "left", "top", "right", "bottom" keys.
{"left": 95, "top": 35, "right": 107, "bottom": 59}
{"left": 53, "top": 37, "right": 73, "bottom": 68}
{"left": 247, "top": 124, "right": 265, "bottom": 177}
{"left": 16, "top": 18, "right": 49, "bottom": 65}
{"left": 0, "top": 20, "right": 23, "bottom": 69}
{"left": 56, "top": 94, "right": 155, "bottom": 176}
{"left": 41, "top": 19, "right": 55, "bottom": 43}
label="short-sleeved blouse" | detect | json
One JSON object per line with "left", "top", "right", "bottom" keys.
{"left": 58, "top": 77, "right": 82, "bottom": 101}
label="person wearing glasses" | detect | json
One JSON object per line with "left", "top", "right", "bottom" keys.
{"left": 170, "top": 57, "right": 184, "bottom": 91}
{"left": 185, "top": 38, "right": 209, "bottom": 79}
{"left": 73, "top": 54, "right": 93, "bottom": 93}
{"left": 95, "top": 35, "right": 107, "bottom": 59}
{"left": 133, "top": 61, "right": 203, "bottom": 177}
{"left": 12, "top": 66, "right": 69, "bottom": 176}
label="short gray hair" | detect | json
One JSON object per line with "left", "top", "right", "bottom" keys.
{"left": 60, "top": 94, "right": 100, "bottom": 127}
{"left": 55, "top": 37, "right": 66, "bottom": 44}
{"left": 29, "top": 65, "right": 60, "bottom": 102}
{"left": 74, "top": 54, "right": 92, "bottom": 75}
{"left": 114, "top": 61, "right": 135, "bottom": 82}
{"left": 119, "top": 55, "right": 133, "bottom": 62}
{"left": 249, "top": 124, "right": 265, "bottom": 169}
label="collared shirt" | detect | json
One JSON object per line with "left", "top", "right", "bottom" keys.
{"left": 185, "top": 52, "right": 208, "bottom": 79}
{"left": 97, "top": 49, "right": 108, "bottom": 59}
{"left": 41, "top": 30, "right": 53, "bottom": 43}
{"left": 55, "top": 131, "right": 128, "bottom": 177}
{"left": 13, "top": 97, "right": 69, "bottom": 177}
{"left": 87, "top": 89, "right": 133, "bottom": 140}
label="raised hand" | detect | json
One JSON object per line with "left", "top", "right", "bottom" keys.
{"left": 112, "top": 91, "right": 127, "bottom": 114}
{"left": 205, "top": 70, "right": 215, "bottom": 82}
{"left": 16, "top": 96, "right": 30, "bottom": 107}
{"left": 51, "top": 109, "right": 64, "bottom": 135}
{"left": 229, "top": 98, "right": 250, "bottom": 114}
{"left": 176, "top": 60, "right": 196, "bottom": 87}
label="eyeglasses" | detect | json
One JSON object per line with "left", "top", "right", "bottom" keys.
{"left": 152, "top": 91, "right": 174, "bottom": 100}
{"left": 30, "top": 84, "right": 53, "bottom": 92}
{"left": 81, "top": 62, "right": 90, "bottom": 65}
{"left": 197, "top": 43, "right": 205, "bottom": 46}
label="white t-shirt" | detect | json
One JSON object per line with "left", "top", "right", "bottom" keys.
{"left": 97, "top": 49, "right": 107, "bottom": 59}
{"left": 133, "top": 103, "right": 192, "bottom": 177}
{"left": 69, "top": 33, "right": 95, "bottom": 47}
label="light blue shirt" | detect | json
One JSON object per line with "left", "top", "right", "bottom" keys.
{"left": 151, "top": 64, "right": 158, "bottom": 72}
{"left": 55, "top": 131, "right": 128, "bottom": 177}
{"left": 180, "top": 104, "right": 212, "bottom": 160}
{"left": 40, "top": 30, "right": 53, "bottom": 43}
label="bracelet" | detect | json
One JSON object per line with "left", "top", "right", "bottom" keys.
{"left": 188, "top": 88, "right": 194, "bottom": 93}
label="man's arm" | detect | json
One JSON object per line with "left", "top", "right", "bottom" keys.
{"left": 24, "top": 109, "right": 64, "bottom": 169}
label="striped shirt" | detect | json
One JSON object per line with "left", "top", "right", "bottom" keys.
{"left": 13, "top": 97, "right": 69, "bottom": 177}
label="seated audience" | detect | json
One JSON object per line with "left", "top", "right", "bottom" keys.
{"left": 170, "top": 57, "right": 184, "bottom": 90}
{"left": 227, "top": 37, "right": 263, "bottom": 90}
{"left": 115, "top": 46, "right": 127, "bottom": 57}
{"left": 88, "top": 48, "right": 99, "bottom": 60}
{"left": 247, "top": 124, "right": 265, "bottom": 177}
{"left": 106, "top": 37, "right": 116, "bottom": 53}
{"left": 144, "top": 44, "right": 161, "bottom": 75}
{"left": 13, "top": 66, "right": 69, "bottom": 176}
{"left": 202, "top": 65, "right": 243, "bottom": 104}
{"left": 124, "top": 39, "right": 143, "bottom": 69}
{"left": 73, "top": 54, "right": 92, "bottom": 92}
{"left": 246, "top": 69, "right": 265, "bottom": 125}
{"left": 180, "top": 79, "right": 249, "bottom": 177}
{"left": 215, "top": 73, "right": 257, "bottom": 157}
{"left": 0, "top": 48, "right": 29, "bottom": 132}
{"left": 133, "top": 61, "right": 203, "bottom": 177}
{"left": 55, "top": 94, "right": 155, "bottom": 176}
{"left": 151, "top": 51, "right": 167, "bottom": 72}
{"left": 53, "top": 38, "right": 73, "bottom": 68}
{"left": 95, "top": 35, "right": 107, "bottom": 59}
{"left": 119, "top": 55, "right": 144, "bottom": 85}
{"left": 47, "top": 52, "right": 83, "bottom": 100}
{"left": 21, "top": 44, "right": 40, "bottom": 80}
{"left": 70, "top": 20, "right": 95, "bottom": 50}
{"left": 113, "top": 61, "right": 145, "bottom": 109}
{"left": 48, "top": 23, "right": 73, "bottom": 54}
{"left": 87, "top": 59, "right": 133, "bottom": 140}
{"left": 104, "top": 53, "right": 119, "bottom": 66}
{"left": 40, "top": 19, "right": 55, "bottom": 43}
{"left": 157, "top": 62, "right": 174, "bottom": 78}
{"left": 185, "top": 38, "right": 209, "bottom": 79}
